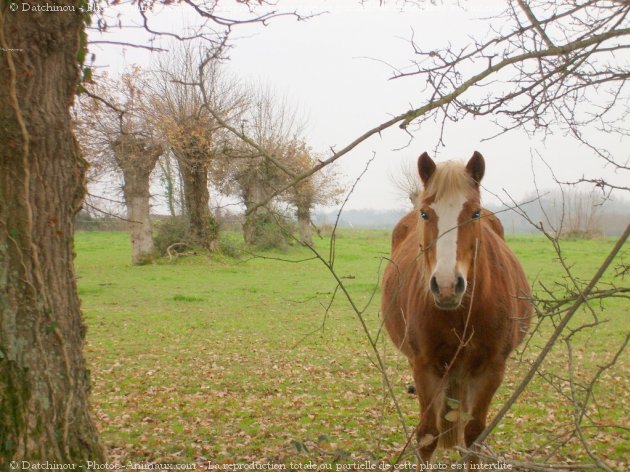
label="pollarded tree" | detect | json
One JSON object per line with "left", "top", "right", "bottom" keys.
{"left": 111, "top": 135, "right": 163, "bottom": 263}
{"left": 215, "top": 85, "right": 306, "bottom": 245}
{"left": 289, "top": 145, "right": 318, "bottom": 245}
{"left": 212, "top": 83, "right": 341, "bottom": 247}
{"left": 218, "top": 136, "right": 290, "bottom": 245}
{"left": 282, "top": 142, "right": 342, "bottom": 245}
{"left": 149, "top": 44, "right": 246, "bottom": 251}
{"left": 75, "top": 69, "right": 163, "bottom": 264}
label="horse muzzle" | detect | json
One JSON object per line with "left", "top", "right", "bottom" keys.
{"left": 430, "top": 274, "right": 466, "bottom": 311}
{"left": 433, "top": 297, "right": 463, "bottom": 311}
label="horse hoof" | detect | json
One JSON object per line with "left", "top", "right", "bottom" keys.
{"left": 407, "top": 384, "right": 416, "bottom": 394}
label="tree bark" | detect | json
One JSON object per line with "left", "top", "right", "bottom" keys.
{"left": 0, "top": 2, "right": 104, "bottom": 465}
{"left": 293, "top": 179, "right": 314, "bottom": 246}
{"left": 296, "top": 205, "right": 313, "bottom": 246}
{"left": 242, "top": 209, "right": 257, "bottom": 245}
{"left": 175, "top": 152, "right": 218, "bottom": 251}
{"left": 159, "top": 153, "right": 177, "bottom": 217}
{"left": 112, "top": 136, "right": 161, "bottom": 265}
{"left": 127, "top": 193, "right": 154, "bottom": 264}
{"left": 242, "top": 178, "right": 269, "bottom": 245}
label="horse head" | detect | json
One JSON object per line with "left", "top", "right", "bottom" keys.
{"left": 416, "top": 151, "right": 485, "bottom": 311}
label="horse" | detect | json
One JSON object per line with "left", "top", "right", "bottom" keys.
{"left": 381, "top": 151, "right": 532, "bottom": 463}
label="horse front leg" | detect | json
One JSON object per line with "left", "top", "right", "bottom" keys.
{"left": 411, "top": 360, "right": 445, "bottom": 463}
{"left": 463, "top": 359, "right": 506, "bottom": 463}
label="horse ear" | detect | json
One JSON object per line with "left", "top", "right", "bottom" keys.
{"left": 466, "top": 151, "right": 485, "bottom": 184}
{"left": 418, "top": 152, "right": 436, "bottom": 186}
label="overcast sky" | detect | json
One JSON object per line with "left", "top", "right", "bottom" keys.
{"left": 89, "top": 0, "right": 628, "bottom": 212}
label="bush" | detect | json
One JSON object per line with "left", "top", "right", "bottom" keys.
{"left": 561, "top": 229, "right": 603, "bottom": 240}
{"left": 217, "top": 237, "right": 243, "bottom": 258}
{"left": 250, "top": 213, "right": 295, "bottom": 251}
{"left": 205, "top": 215, "right": 220, "bottom": 249}
{"left": 153, "top": 216, "right": 189, "bottom": 255}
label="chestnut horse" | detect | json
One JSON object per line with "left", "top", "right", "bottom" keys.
{"left": 381, "top": 152, "right": 532, "bottom": 462}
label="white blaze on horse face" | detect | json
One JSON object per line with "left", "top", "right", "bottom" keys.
{"left": 430, "top": 193, "right": 467, "bottom": 291}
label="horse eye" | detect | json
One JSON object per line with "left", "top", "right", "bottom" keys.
{"left": 420, "top": 210, "right": 429, "bottom": 221}
{"left": 472, "top": 210, "right": 481, "bottom": 219}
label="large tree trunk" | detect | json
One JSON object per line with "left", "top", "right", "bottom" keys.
{"left": 176, "top": 153, "right": 218, "bottom": 251}
{"left": 123, "top": 179, "right": 155, "bottom": 265}
{"left": 112, "top": 137, "right": 161, "bottom": 265}
{"left": 296, "top": 205, "right": 313, "bottom": 246}
{"left": 159, "top": 153, "right": 177, "bottom": 217}
{"left": 293, "top": 179, "right": 314, "bottom": 246}
{"left": 242, "top": 210, "right": 257, "bottom": 245}
{"left": 0, "top": 2, "right": 104, "bottom": 465}
{"left": 242, "top": 179, "right": 269, "bottom": 245}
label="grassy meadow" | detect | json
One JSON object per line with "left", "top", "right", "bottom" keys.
{"left": 75, "top": 230, "right": 629, "bottom": 469}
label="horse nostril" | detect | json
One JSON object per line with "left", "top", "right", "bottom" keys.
{"left": 455, "top": 275, "right": 466, "bottom": 295}
{"left": 430, "top": 276, "right": 439, "bottom": 295}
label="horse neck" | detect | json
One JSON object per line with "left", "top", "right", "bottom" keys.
{"left": 468, "top": 233, "right": 492, "bottom": 305}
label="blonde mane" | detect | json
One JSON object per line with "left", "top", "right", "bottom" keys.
{"left": 420, "top": 160, "right": 477, "bottom": 202}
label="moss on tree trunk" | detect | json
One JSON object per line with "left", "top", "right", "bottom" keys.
{"left": 176, "top": 154, "right": 219, "bottom": 251}
{"left": 296, "top": 206, "right": 312, "bottom": 246}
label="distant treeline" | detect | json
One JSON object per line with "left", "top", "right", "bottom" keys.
{"left": 76, "top": 193, "right": 629, "bottom": 237}
{"left": 314, "top": 193, "right": 629, "bottom": 237}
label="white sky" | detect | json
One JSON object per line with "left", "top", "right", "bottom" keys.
{"left": 89, "top": 0, "right": 629, "bottom": 211}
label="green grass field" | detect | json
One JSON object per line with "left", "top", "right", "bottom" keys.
{"left": 75, "top": 230, "right": 628, "bottom": 469}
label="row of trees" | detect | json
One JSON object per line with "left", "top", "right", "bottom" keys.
{"left": 74, "top": 46, "right": 340, "bottom": 264}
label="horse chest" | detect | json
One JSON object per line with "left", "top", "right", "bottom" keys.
{"left": 413, "top": 313, "right": 501, "bottom": 375}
